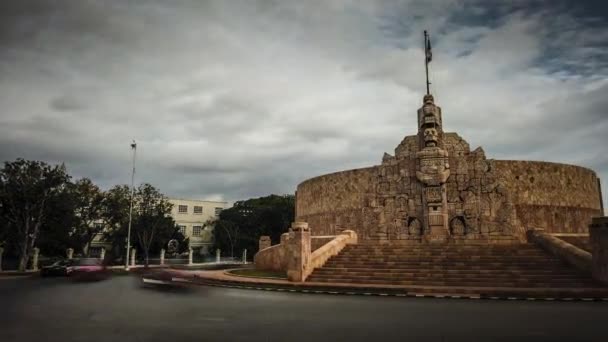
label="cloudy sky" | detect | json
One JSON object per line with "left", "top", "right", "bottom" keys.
{"left": 0, "top": 0, "right": 607, "bottom": 206}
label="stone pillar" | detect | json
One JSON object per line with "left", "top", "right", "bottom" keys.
{"left": 130, "top": 248, "right": 136, "bottom": 267}
{"left": 216, "top": 249, "right": 221, "bottom": 263}
{"left": 99, "top": 248, "right": 105, "bottom": 261}
{"left": 590, "top": 217, "right": 608, "bottom": 284}
{"left": 160, "top": 249, "right": 165, "bottom": 265}
{"left": 188, "top": 248, "right": 193, "bottom": 265}
{"left": 259, "top": 236, "right": 271, "bottom": 251}
{"left": 66, "top": 248, "right": 74, "bottom": 260}
{"left": 31, "top": 247, "right": 40, "bottom": 271}
{"left": 0, "top": 247, "right": 3, "bottom": 272}
{"left": 286, "top": 222, "right": 311, "bottom": 282}
{"left": 242, "top": 249, "right": 247, "bottom": 264}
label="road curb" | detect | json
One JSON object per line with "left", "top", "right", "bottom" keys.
{"left": 174, "top": 276, "right": 608, "bottom": 302}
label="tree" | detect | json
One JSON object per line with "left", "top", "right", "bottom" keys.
{"left": 102, "top": 185, "right": 132, "bottom": 263}
{"left": 69, "top": 178, "right": 104, "bottom": 255}
{"left": 211, "top": 194, "right": 295, "bottom": 258}
{"left": 36, "top": 185, "right": 77, "bottom": 257}
{"left": 0, "top": 159, "right": 70, "bottom": 271}
{"left": 132, "top": 184, "right": 176, "bottom": 266}
{"left": 103, "top": 183, "right": 180, "bottom": 266}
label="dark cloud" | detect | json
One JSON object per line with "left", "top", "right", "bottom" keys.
{"left": 0, "top": 0, "right": 606, "bottom": 207}
{"left": 50, "top": 95, "right": 86, "bottom": 112}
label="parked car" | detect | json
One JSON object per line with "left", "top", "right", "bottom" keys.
{"left": 70, "top": 258, "right": 110, "bottom": 281}
{"left": 40, "top": 260, "right": 75, "bottom": 277}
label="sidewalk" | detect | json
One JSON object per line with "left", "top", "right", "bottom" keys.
{"left": 0, "top": 270, "right": 38, "bottom": 277}
{"left": 182, "top": 268, "right": 608, "bottom": 301}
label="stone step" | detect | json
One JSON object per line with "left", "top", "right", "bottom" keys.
{"left": 312, "top": 268, "right": 585, "bottom": 276}
{"left": 305, "top": 242, "right": 600, "bottom": 289}
{"left": 339, "top": 250, "right": 548, "bottom": 256}
{"left": 330, "top": 256, "right": 557, "bottom": 261}
{"left": 324, "top": 262, "right": 568, "bottom": 268}
{"left": 341, "top": 247, "right": 546, "bottom": 251}
{"left": 346, "top": 245, "right": 535, "bottom": 249}
{"left": 340, "top": 251, "right": 547, "bottom": 258}
{"left": 306, "top": 277, "right": 599, "bottom": 288}
{"left": 307, "top": 273, "right": 596, "bottom": 283}
{"left": 307, "top": 274, "right": 591, "bottom": 283}
{"left": 340, "top": 249, "right": 548, "bottom": 253}
{"left": 314, "top": 268, "right": 584, "bottom": 277}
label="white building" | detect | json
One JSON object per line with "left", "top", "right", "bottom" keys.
{"left": 169, "top": 198, "right": 229, "bottom": 255}
{"left": 89, "top": 197, "right": 229, "bottom": 256}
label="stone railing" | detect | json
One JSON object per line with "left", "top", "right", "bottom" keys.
{"left": 253, "top": 232, "right": 291, "bottom": 272}
{"left": 527, "top": 228, "right": 592, "bottom": 274}
{"left": 311, "top": 236, "right": 336, "bottom": 251}
{"left": 307, "top": 230, "right": 357, "bottom": 280}
{"left": 253, "top": 222, "right": 358, "bottom": 282}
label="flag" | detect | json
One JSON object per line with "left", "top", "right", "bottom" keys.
{"left": 425, "top": 36, "right": 432, "bottom": 63}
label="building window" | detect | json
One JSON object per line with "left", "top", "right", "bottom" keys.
{"left": 178, "top": 225, "right": 187, "bottom": 235}
{"left": 178, "top": 205, "right": 188, "bottom": 214}
{"left": 193, "top": 206, "right": 203, "bottom": 214}
{"left": 192, "top": 226, "right": 202, "bottom": 236}
{"left": 214, "top": 207, "right": 223, "bottom": 216}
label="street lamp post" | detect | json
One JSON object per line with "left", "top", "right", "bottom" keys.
{"left": 125, "top": 140, "right": 137, "bottom": 270}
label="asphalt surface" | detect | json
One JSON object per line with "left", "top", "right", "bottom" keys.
{"left": 1, "top": 275, "right": 607, "bottom": 342}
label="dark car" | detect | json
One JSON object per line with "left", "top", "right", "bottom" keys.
{"left": 40, "top": 260, "right": 75, "bottom": 277}
{"left": 70, "top": 258, "right": 110, "bottom": 281}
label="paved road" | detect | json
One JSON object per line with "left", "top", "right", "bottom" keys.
{"left": 1, "top": 275, "right": 607, "bottom": 342}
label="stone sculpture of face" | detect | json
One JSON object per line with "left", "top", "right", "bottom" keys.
{"left": 424, "top": 128, "right": 438, "bottom": 147}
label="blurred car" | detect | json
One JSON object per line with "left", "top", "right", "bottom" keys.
{"left": 40, "top": 260, "right": 75, "bottom": 277}
{"left": 141, "top": 268, "right": 193, "bottom": 287}
{"left": 70, "top": 258, "right": 110, "bottom": 281}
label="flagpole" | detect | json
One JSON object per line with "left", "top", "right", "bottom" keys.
{"left": 424, "top": 30, "right": 430, "bottom": 95}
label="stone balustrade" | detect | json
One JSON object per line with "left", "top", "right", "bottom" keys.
{"left": 527, "top": 228, "right": 592, "bottom": 273}
{"left": 254, "top": 233, "right": 290, "bottom": 271}
{"left": 253, "top": 222, "right": 358, "bottom": 282}
{"left": 307, "top": 230, "right": 358, "bottom": 280}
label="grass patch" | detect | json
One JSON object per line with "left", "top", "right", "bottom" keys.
{"left": 228, "top": 268, "right": 287, "bottom": 279}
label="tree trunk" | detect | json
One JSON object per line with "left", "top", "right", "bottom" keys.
{"left": 18, "top": 221, "right": 30, "bottom": 272}
{"left": 18, "top": 244, "right": 29, "bottom": 272}
{"left": 144, "top": 249, "right": 149, "bottom": 267}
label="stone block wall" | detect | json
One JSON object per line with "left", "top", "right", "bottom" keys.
{"left": 296, "top": 166, "right": 377, "bottom": 237}
{"left": 494, "top": 160, "right": 602, "bottom": 233}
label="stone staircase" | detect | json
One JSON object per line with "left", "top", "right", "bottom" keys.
{"left": 307, "top": 242, "right": 602, "bottom": 288}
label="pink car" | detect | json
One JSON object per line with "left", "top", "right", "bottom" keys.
{"left": 70, "top": 259, "right": 110, "bottom": 281}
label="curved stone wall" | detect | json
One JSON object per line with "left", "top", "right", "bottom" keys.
{"left": 296, "top": 166, "right": 378, "bottom": 237}
{"left": 493, "top": 160, "right": 602, "bottom": 233}
{"left": 296, "top": 159, "right": 602, "bottom": 237}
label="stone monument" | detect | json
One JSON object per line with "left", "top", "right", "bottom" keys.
{"left": 295, "top": 32, "right": 603, "bottom": 242}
